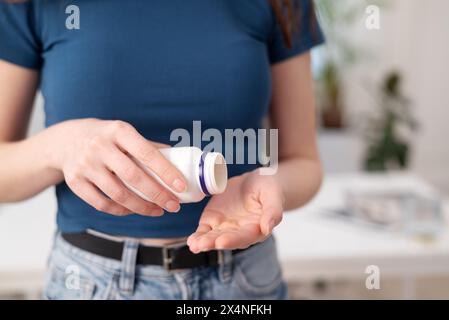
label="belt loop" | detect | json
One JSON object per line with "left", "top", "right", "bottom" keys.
{"left": 218, "top": 250, "right": 233, "bottom": 284}
{"left": 119, "top": 239, "right": 139, "bottom": 296}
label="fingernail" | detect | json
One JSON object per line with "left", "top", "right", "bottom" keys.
{"left": 165, "top": 200, "right": 180, "bottom": 213}
{"left": 152, "top": 208, "right": 164, "bottom": 216}
{"left": 172, "top": 178, "right": 187, "bottom": 193}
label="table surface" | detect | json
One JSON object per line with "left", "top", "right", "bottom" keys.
{"left": 275, "top": 173, "right": 449, "bottom": 280}
{"left": 1, "top": 172, "right": 448, "bottom": 291}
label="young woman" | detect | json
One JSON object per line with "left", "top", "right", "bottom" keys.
{"left": 0, "top": 0, "right": 324, "bottom": 299}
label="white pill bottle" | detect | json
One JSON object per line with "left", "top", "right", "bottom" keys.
{"left": 127, "top": 147, "right": 228, "bottom": 203}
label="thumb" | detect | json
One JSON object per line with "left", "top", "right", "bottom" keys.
{"left": 260, "top": 203, "right": 283, "bottom": 236}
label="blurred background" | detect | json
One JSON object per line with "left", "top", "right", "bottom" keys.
{"left": 1, "top": 0, "right": 449, "bottom": 299}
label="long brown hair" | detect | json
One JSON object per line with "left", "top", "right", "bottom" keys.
{"left": 269, "top": 0, "right": 319, "bottom": 49}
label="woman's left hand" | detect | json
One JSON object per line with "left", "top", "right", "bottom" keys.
{"left": 187, "top": 169, "right": 284, "bottom": 253}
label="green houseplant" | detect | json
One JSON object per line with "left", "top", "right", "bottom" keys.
{"left": 363, "top": 71, "right": 418, "bottom": 171}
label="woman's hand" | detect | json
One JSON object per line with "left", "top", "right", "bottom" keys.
{"left": 187, "top": 169, "right": 284, "bottom": 253}
{"left": 47, "top": 119, "right": 187, "bottom": 216}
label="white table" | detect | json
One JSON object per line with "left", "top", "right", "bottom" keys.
{"left": 0, "top": 173, "right": 448, "bottom": 299}
{"left": 274, "top": 173, "right": 449, "bottom": 299}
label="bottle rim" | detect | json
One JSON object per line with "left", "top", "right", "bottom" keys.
{"left": 199, "top": 152, "right": 227, "bottom": 195}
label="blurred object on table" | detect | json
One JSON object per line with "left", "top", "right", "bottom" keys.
{"left": 345, "top": 190, "right": 443, "bottom": 239}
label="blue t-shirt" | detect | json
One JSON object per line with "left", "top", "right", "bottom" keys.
{"left": 0, "top": 0, "right": 324, "bottom": 237}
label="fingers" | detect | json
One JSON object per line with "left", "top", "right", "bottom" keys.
{"left": 258, "top": 181, "right": 284, "bottom": 236}
{"left": 66, "top": 176, "right": 132, "bottom": 216}
{"left": 187, "top": 225, "right": 211, "bottom": 244}
{"left": 152, "top": 142, "right": 171, "bottom": 149}
{"left": 63, "top": 120, "right": 182, "bottom": 217}
{"left": 260, "top": 205, "right": 283, "bottom": 236}
{"left": 103, "top": 146, "right": 180, "bottom": 213}
{"left": 113, "top": 122, "right": 187, "bottom": 193}
{"left": 215, "top": 224, "right": 261, "bottom": 250}
{"left": 87, "top": 166, "right": 164, "bottom": 216}
{"left": 189, "top": 214, "right": 281, "bottom": 252}
{"left": 187, "top": 224, "right": 261, "bottom": 252}
{"left": 187, "top": 225, "right": 217, "bottom": 253}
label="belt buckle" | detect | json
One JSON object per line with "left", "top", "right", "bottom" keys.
{"left": 161, "top": 241, "right": 187, "bottom": 271}
{"left": 162, "top": 246, "right": 173, "bottom": 271}
{"left": 217, "top": 250, "right": 225, "bottom": 266}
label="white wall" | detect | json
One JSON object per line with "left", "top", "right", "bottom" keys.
{"left": 5, "top": 93, "right": 58, "bottom": 225}
{"left": 342, "top": 0, "right": 449, "bottom": 193}
{"left": 28, "top": 93, "right": 45, "bottom": 134}
{"left": 408, "top": 0, "right": 449, "bottom": 192}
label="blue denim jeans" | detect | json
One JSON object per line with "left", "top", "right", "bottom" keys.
{"left": 42, "top": 233, "right": 288, "bottom": 300}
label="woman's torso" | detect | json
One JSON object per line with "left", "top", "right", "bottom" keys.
{"left": 33, "top": 0, "right": 278, "bottom": 238}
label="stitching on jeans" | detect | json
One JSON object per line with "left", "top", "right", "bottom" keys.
{"left": 234, "top": 264, "right": 283, "bottom": 295}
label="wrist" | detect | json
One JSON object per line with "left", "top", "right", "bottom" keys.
{"left": 17, "top": 132, "right": 64, "bottom": 186}
{"left": 40, "top": 118, "right": 96, "bottom": 170}
{"left": 37, "top": 121, "right": 77, "bottom": 171}
{"left": 40, "top": 125, "right": 61, "bottom": 170}
{"left": 25, "top": 129, "right": 57, "bottom": 173}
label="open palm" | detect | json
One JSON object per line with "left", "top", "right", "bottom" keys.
{"left": 187, "top": 170, "right": 284, "bottom": 253}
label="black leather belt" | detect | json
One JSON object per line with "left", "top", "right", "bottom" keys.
{"left": 61, "top": 232, "right": 247, "bottom": 271}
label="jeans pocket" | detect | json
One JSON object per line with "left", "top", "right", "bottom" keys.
{"left": 232, "top": 238, "right": 285, "bottom": 297}
{"left": 42, "top": 264, "right": 97, "bottom": 300}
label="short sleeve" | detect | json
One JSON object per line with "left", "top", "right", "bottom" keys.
{"left": 0, "top": 2, "right": 42, "bottom": 69}
{"left": 269, "top": 0, "right": 325, "bottom": 64}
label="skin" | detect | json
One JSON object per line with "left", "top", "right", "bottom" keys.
{"left": 0, "top": 52, "right": 322, "bottom": 252}
{"left": 188, "top": 53, "right": 323, "bottom": 252}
